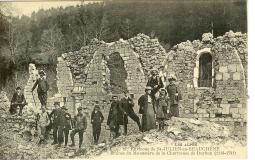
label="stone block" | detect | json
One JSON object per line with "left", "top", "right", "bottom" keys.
{"left": 221, "top": 104, "right": 230, "bottom": 114}
{"left": 203, "top": 114, "right": 209, "bottom": 118}
{"left": 232, "top": 114, "right": 241, "bottom": 118}
{"left": 223, "top": 73, "right": 230, "bottom": 80}
{"left": 230, "top": 108, "right": 238, "bottom": 114}
{"left": 210, "top": 114, "right": 215, "bottom": 118}
{"left": 239, "top": 108, "right": 246, "bottom": 115}
{"left": 197, "top": 108, "right": 207, "bottom": 114}
{"left": 228, "top": 64, "right": 237, "bottom": 72}
{"left": 233, "top": 72, "right": 241, "bottom": 80}
{"left": 219, "top": 66, "right": 228, "bottom": 73}
{"left": 215, "top": 73, "right": 223, "bottom": 80}
{"left": 194, "top": 68, "right": 199, "bottom": 78}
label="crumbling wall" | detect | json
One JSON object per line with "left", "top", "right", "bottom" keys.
{"left": 163, "top": 31, "right": 247, "bottom": 123}
{"left": 128, "top": 33, "right": 167, "bottom": 75}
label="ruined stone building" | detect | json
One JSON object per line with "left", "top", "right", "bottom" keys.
{"left": 23, "top": 31, "right": 247, "bottom": 141}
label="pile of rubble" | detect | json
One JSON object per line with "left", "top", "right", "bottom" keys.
{"left": 0, "top": 91, "right": 10, "bottom": 115}
{"left": 128, "top": 33, "right": 167, "bottom": 75}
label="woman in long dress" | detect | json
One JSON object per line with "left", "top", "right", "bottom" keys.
{"left": 138, "top": 86, "right": 156, "bottom": 132}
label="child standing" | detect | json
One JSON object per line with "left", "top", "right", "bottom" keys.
{"left": 91, "top": 105, "right": 104, "bottom": 144}
{"left": 155, "top": 88, "right": 169, "bottom": 131}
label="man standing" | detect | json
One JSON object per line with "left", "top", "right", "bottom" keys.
{"left": 165, "top": 75, "right": 182, "bottom": 117}
{"left": 138, "top": 86, "right": 156, "bottom": 132}
{"left": 49, "top": 102, "right": 62, "bottom": 145}
{"left": 120, "top": 91, "right": 142, "bottom": 135}
{"left": 62, "top": 106, "right": 72, "bottom": 147}
{"left": 10, "top": 87, "right": 27, "bottom": 115}
{"left": 146, "top": 69, "right": 164, "bottom": 98}
{"left": 91, "top": 104, "right": 104, "bottom": 144}
{"left": 37, "top": 106, "right": 50, "bottom": 145}
{"left": 31, "top": 70, "right": 49, "bottom": 108}
{"left": 70, "top": 107, "right": 87, "bottom": 148}
{"left": 107, "top": 96, "right": 122, "bottom": 138}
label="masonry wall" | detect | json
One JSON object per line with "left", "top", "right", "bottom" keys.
{"left": 163, "top": 31, "right": 247, "bottom": 123}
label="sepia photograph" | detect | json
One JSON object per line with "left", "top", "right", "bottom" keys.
{"left": 0, "top": 0, "right": 250, "bottom": 159}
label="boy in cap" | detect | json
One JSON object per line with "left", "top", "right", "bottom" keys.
{"left": 10, "top": 87, "right": 27, "bottom": 115}
{"left": 57, "top": 106, "right": 71, "bottom": 147}
{"left": 49, "top": 102, "right": 62, "bottom": 145}
{"left": 91, "top": 104, "right": 104, "bottom": 144}
{"left": 70, "top": 106, "right": 87, "bottom": 148}
{"left": 31, "top": 70, "right": 49, "bottom": 109}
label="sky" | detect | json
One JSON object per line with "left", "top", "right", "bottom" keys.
{"left": 5, "top": 1, "right": 101, "bottom": 17}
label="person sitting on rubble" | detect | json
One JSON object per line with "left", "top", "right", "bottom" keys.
{"left": 37, "top": 106, "right": 50, "bottom": 145}
{"left": 155, "top": 88, "right": 169, "bottom": 131}
{"left": 146, "top": 68, "right": 164, "bottom": 99}
{"left": 165, "top": 75, "right": 182, "bottom": 117}
{"left": 107, "top": 95, "right": 122, "bottom": 139}
{"left": 91, "top": 104, "right": 104, "bottom": 145}
{"left": 31, "top": 70, "right": 49, "bottom": 109}
{"left": 10, "top": 87, "right": 27, "bottom": 115}
{"left": 70, "top": 106, "right": 87, "bottom": 149}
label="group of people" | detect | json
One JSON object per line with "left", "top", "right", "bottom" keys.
{"left": 9, "top": 68, "right": 182, "bottom": 147}
{"left": 106, "top": 69, "right": 182, "bottom": 138}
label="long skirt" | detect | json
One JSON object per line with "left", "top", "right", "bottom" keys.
{"left": 170, "top": 104, "right": 179, "bottom": 117}
{"left": 142, "top": 103, "right": 156, "bottom": 131}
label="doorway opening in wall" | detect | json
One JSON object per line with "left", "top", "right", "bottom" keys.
{"left": 106, "top": 52, "right": 128, "bottom": 94}
{"left": 198, "top": 53, "right": 213, "bottom": 87}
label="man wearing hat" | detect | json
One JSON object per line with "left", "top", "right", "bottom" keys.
{"left": 146, "top": 68, "right": 164, "bottom": 98}
{"left": 91, "top": 104, "right": 104, "bottom": 144}
{"left": 57, "top": 106, "right": 71, "bottom": 147}
{"left": 70, "top": 106, "right": 87, "bottom": 148}
{"left": 10, "top": 87, "right": 27, "bottom": 115}
{"left": 31, "top": 70, "right": 49, "bottom": 108}
{"left": 49, "top": 102, "right": 63, "bottom": 145}
{"left": 138, "top": 86, "right": 156, "bottom": 132}
{"left": 107, "top": 95, "right": 122, "bottom": 138}
{"left": 120, "top": 91, "right": 142, "bottom": 135}
{"left": 165, "top": 75, "right": 182, "bottom": 117}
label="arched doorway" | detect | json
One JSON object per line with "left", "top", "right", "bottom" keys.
{"left": 198, "top": 52, "right": 213, "bottom": 87}
{"left": 106, "top": 52, "right": 128, "bottom": 94}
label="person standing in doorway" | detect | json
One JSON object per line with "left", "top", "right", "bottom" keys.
{"left": 70, "top": 107, "right": 87, "bottom": 148}
{"left": 31, "top": 70, "right": 49, "bottom": 109}
{"left": 91, "top": 104, "right": 104, "bottom": 144}
{"left": 138, "top": 86, "right": 156, "bottom": 132}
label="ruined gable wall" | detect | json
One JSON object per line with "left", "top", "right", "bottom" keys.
{"left": 163, "top": 31, "right": 247, "bottom": 123}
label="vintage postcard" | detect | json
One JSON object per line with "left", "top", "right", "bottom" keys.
{"left": 0, "top": 0, "right": 248, "bottom": 159}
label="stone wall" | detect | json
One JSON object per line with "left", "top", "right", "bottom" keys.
{"left": 163, "top": 31, "right": 247, "bottom": 123}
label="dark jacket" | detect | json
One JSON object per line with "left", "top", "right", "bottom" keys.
{"left": 165, "top": 83, "right": 182, "bottom": 106}
{"left": 32, "top": 77, "right": 49, "bottom": 93}
{"left": 63, "top": 113, "right": 72, "bottom": 130}
{"left": 49, "top": 108, "right": 65, "bottom": 126}
{"left": 138, "top": 94, "right": 155, "bottom": 114}
{"left": 107, "top": 101, "right": 125, "bottom": 128}
{"left": 120, "top": 97, "right": 135, "bottom": 124}
{"left": 91, "top": 110, "right": 104, "bottom": 125}
{"left": 73, "top": 113, "right": 87, "bottom": 130}
{"left": 146, "top": 76, "right": 164, "bottom": 95}
{"left": 11, "top": 92, "right": 26, "bottom": 104}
